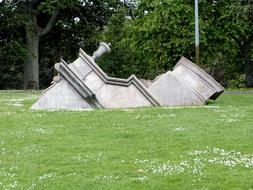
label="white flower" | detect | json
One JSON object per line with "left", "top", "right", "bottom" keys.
{"left": 74, "top": 17, "right": 80, "bottom": 23}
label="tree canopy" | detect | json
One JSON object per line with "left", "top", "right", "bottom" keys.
{"left": 0, "top": 0, "right": 122, "bottom": 89}
{"left": 0, "top": 0, "right": 252, "bottom": 89}
{"left": 99, "top": 0, "right": 253, "bottom": 87}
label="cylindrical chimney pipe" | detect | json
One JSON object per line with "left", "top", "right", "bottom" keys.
{"left": 92, "top": 42, "right": 111, "bottom": 61}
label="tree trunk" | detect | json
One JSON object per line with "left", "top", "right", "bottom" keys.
{"left": 24, "top": 27, "right": 39, "bottom": 90}
{"left": 245, "top": 56, "right": 253, "bottom": 87}
{"left": 241, "top": 40, "right": 253, "bottom": 87}
{"left": 22, "top": 4, "right": 59, "bottom": 89}
{"left": 23, "top": 4, "right": 40, "bottom": 90}
{"left": 246, "top": 2, "right": 253, "bottom": 87}
{"left": 21, "top": 2, "right": 59, "bottom": 89}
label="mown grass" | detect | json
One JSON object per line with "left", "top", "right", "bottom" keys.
{"left": 0, "top": 90, "right": 253, "bottom": 190}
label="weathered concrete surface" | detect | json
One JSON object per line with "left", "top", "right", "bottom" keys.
{"left": 31, "top": 79, "right": 92, "bottom": 110}
{"left": 174, "top": 57, "right": 224, "bottom": 100}
{"left": 78, "top": 49, "right": 160, "bottom": 108}
{"left": 148, "top": 71, "right": 204, "bottom": 106}
{"left": 31, "top": 47, "right": 159, "bottom": 110}
{"left": 96, "top": 84, "right": 152, "bottom": 108}
{"left": 31, "top": 43, "right": 224, "bottom": 110}
{"left": 148, "top": 57, "right": 224, "bottom": 106}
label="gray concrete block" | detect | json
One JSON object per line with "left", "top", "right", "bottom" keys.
{"left": 172, "top": 64, "right": 216, "bottom": 100}
{"left": 174, "top": 57, "right": 224, "bottom": 100}
{"left": 96, "top": 84, "right": 152, "bottom": 108}
{"left": 69, "top": 57, "right": 92, "bottom": 80}
{"left": 83, "top": 71, "right": 105, "bottom": 93}
{"left": 31, "top": 79, "right": 92, "bottom": 110}
{"left": 148, "top": 72, "right": 204, "bottom": 106}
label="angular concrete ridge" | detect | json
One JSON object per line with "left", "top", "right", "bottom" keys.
{"left": 31, "top": 44, "right": 224, "bottom": 110}
{"left": 148, "top": 57, "right": 224, "bottom": 106}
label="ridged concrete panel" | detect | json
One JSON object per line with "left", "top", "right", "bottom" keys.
{"left": 83, "top": 71, "right": 106, "bottom": 93}
{"left": 69, "top": 57, "right": 92, "bottom": 80}
{"left": 172, "top": 65, "right": 216, "bottom": 100}
{"left": 148, "top": 72, "right": 204, "bottom": 106}
{"left": 96, "top": 84, "right": 152, "bottom": 108}
{"left": 174, "top": 57, "right": 224, "bottom": 100}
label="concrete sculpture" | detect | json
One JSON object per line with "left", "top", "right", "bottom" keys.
{"left": 31, "top": 42, "right": 224, "bottom": 110}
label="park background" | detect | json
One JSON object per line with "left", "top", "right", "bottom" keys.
{"left": 0, "top": 0, "right": 252, "bottom": 90}
{"left": 1, "top": 1, "right": 253, "bottom": 189}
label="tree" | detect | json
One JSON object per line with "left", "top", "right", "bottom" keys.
{"left": 200, "top": 0, "right": 253, "bottom": 87}
{"left": 11, "top": 0, "right": 60, "bottom": 89}
{"left": 38, "top": 0, "right": 123, "bottom": 88}
{"left": 0, "top": 1, "right": 26, "bottom": 89}
{"left": 1, "top": 0, "right": 122, "bottom": 89}
{"left": 100, "top": 0, "right": 252, "bottom": 87}
{"left": 101, "top": 0, "right": 195, "bottom": 79}
{"left": 1, "top": 0, "right": 251, "bottom": 88}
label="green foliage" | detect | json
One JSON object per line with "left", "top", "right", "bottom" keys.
{"left": 100, "top": 0, "right": 195, "bottom": 79}
{"left": 0, "top": 3, "right": 26, "bottom": 89}
{"left": 97, "top": 8, "right": 139, "bottom": 78}
{"left": 229, "top": 74, "right": 246, "bottom": 88}
{"left": 0, "top": 0, "right": 122, "bottom": 89}
{"left": 0, "top": 0, "right": 252, "bottom": 88}
{"left": 200, "top": 0, "right": 252, "bottom": 86}
{"left": 100, "top": 0, "right": 252, "bottom": 86}
{"left": 38, "top": 0, "right": 122, "bottom": 88}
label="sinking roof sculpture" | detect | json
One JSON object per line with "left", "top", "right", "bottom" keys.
{"left": 31, "top": 42, "right": 224, "bottom": 110}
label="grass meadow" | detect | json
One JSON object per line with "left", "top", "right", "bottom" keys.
{"left": 0, "top": 90, "right": 253, "bottom": 189}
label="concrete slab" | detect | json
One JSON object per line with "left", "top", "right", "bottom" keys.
{"left": 148, "top": 72, "right": 204, "bottom": 106}
{"left": 96, "top": 84, "right": 152, "bottom": 108}
{"left": 31, "top": 79, "right": 92, "bottom": 110}
{"left": 174, "top": 57, "right": 224, "bottom": 100}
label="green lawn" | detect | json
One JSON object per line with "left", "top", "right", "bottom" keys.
{"left": 0, "top": 90, "right": 253, "bottom": 190}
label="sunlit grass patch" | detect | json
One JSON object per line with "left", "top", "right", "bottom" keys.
{"left": 0, "top": 90, "right": 253, "bottom": 189}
